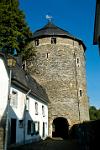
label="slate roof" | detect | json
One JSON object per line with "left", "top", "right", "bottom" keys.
{"left": 33, "top": 22, "right": 75, "bottom": 38}
{"left": 12, "top": 63, "right": 49, "bottom": 103}
{"left": 33, "top": 22, "right": 86, "bottom": 50}
{"left": 0, "top": 53, "right": 48, "bottom": 104}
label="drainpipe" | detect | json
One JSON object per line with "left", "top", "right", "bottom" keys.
{"left": 4, "top": 70, "right": 12, "bottom": 150}
{"left": 23, "top": 89, "right": 31, "bottom": 144}
{"left": 73, "top": 51, "right": 81, "bottom": 122}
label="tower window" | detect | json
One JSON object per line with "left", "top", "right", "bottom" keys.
{"left": 79, "top": 90, "right": 82, "bottom": 97}
{"left": 35, "top": 39, "right": 39, "bottom": 46}
{"left": 77, "top": 58, "right": 79, "bottom": 64}
{"left": 76, "top": 58, "right": 80, "bottom": 67}
{"left": 47, "top": 53, "right": 49, "bottom": 58}
{"left": 51, "top": 37, "right": 56, "bottom": 44}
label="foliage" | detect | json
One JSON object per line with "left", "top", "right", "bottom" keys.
{"left": 22, "top": 42, "right": 36, "bottom": 61}
{"left": 0, "top": 0, "right": 35, "bottom": 60}
{"left": 89, "top": 106, "right": 100, "bottom": 120}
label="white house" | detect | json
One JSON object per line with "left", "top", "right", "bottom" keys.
{"left": 0, "top": 53, "right": 9, "bottom": 126}
{"left": 0, "top": 52, "right": 48, "bottom": 146}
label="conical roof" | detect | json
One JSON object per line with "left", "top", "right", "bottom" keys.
{"left": 33, "top": 22, "right": 86, "bottom": 50}
{"left": 33, "top": 22, "right": 75, "bottom": 39}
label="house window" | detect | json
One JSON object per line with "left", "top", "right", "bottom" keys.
{"left": 19, "top": 120, "right": 23, "bottom": 128}
{"left": 35, "top": 122, "right": 40, "bottom": 135}
{"left": 79, "top": 90, "right": 82, "bottom": 97}
{"left": 27, "top": 120, "right": 35, "bottom": 135}
{"left": 26, "top": 97, "right": 29, "bottom": 111}
{"left": 42, "top": 122, "right": 47, "bottom": 137}
{"left": 11, "top": 90, "right": 18, "bottom": 108}
{"left": 42, "top": 105, "right": 45, "bottom": 117}
{"left": 35, "top": 39, "right": 39, "bottom": 46}
{"left": 51, "top": 37, "right": 56, "bottom": 44}
{"left": 35, "top": 102, "right": 38, "bottom": 115}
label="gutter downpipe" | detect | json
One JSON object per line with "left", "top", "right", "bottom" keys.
{"left": 4, "top": 69, "right": 12, "bottom": 150}
{"left": 73, "top": 43, "right": 81, "bottom": 122}
{"left": 23, "top": 89, "right": 31, "bottom": 144}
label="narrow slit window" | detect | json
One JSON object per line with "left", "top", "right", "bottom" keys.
{"left": 79, "top": 90, "right": 82, "bottom": 97}
{"left": 77, "top": 58, "right": 79, "bottom": 64}
{"left": 47, "top": 53, "right": 49, "bottom": 58}
{"left": 76, "top": 58, "right": 80, "bottom": 67}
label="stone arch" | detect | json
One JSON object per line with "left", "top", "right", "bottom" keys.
{"left": 52, "top": 117, "right": 69, "bottom": 139}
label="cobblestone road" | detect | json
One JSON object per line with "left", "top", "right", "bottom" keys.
{"left": 9, "top": 138, "right": 81, "bottom": 150}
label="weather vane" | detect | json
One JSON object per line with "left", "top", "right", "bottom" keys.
{"left": 46, "top": 14, "right": 53, "bottom": 22}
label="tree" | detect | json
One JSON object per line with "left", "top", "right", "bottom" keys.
{"left": 0, "top": 0, "right": 34, "bottom": 59}
{"left": 22, "top": 41, "right": 36, "bottom": 61}
{"left": 89, "top": 106, "right": 100, "bottom": 120}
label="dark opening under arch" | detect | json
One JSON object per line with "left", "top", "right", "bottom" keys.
{"left": 52, "top": 117, "right": 69, "bottom": 139}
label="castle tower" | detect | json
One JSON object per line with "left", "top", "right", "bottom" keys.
{"left": 28, "top": 22, "right": 90, "bottom": 137}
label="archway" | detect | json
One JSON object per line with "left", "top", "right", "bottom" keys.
{"left": 52, "top": 117, "right": 69, "bottom": 139}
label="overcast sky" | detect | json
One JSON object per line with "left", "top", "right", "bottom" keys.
{"left": 19, "top": 0, "right": 100, "bottom": 108}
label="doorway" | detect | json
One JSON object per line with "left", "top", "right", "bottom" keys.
{"left": 52, "top": 117, "right": 69, "bottom": 139}
{"left": 10, "top": 118, "right": 16, "bottom": 144}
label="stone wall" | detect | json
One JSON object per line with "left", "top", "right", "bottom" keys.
{"left": 70, "top": 120, "right": 100, "bottom": 150}
{"left": 27, "top": 37, "right": 90, "bottom": 137}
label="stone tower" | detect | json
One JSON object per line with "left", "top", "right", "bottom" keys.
{"left": 28, "top": 22, "right": 90, "bottom": 137}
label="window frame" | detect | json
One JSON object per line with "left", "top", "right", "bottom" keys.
{"left": 51, "top": 37, "right": 56, "bottom": 44}
{"left": 35, "top": 39, "right": 39, "bottom": 46}
{"left": 76, "top": 57, "right": 80, "bottom": 67}
{"left": 79, "top": 89, "right": 82, "bottom": 97}
{"left": 42, "top": 105, "right": 45, "bottom": 117}
{"left": 27, "top": 120, "right": 35, "bottom": 135}
{"left": 19, "top": 120, "right": 23, "bottom": 128}
{"left": 35, "top": 102, "right": 38, "bottom": 115}
{"left": 26, "top": 96, "right": 29, "bottom": 111}
{"left": 34, "top": 121, "right": 40, "bottom": 135}
{"left": 11, "top": 90, "right": 18, "bottom": 108}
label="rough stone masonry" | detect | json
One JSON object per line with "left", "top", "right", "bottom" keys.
{"left": 27, "top": 22, "right": 90, "bottom": 137}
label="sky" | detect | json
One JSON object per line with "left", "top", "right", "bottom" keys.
{"left": 19, "top": 0, "right": 100, "bottom": 108}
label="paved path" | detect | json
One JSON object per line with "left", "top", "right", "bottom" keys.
{"left": 9, "top": 138, "right": 81, "bottom": 150}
